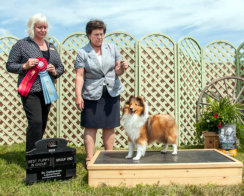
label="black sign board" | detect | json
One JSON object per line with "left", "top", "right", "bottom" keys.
{"left": 219, "top": 124, "right": 237, "bottom": 150}
{"left": 25, "top": 138, "right": 76, "bottom": 185}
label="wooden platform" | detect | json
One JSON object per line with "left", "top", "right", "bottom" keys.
{"left": 87, "top": 149, "right": 243, "bottom": 187}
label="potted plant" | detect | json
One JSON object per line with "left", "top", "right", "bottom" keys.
{"left": 195, "top": 97, "right": 244, "bottom": 150}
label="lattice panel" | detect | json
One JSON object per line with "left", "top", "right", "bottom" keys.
{"left": 42, "top": 36, "right": 60, "bottom": 139}
{"left": 203, "top": 41, "right": 236, "bottom": 86}
{"left": 46, "top": 36, "right": 59, "bottom": 49}
{"left": 178, "top": 37, "right": 202, "bottom": 145}
{"left": 0, "top": 36, "right": 26, "bottom": 145}
{"left": 139, "top": 33, "right": 176, "bottom": 147}
{"left": 1, "top": 34, "right": 242, "bottom": 147}
{"left": 236, "top": 43, "right": 244, "bottom": 105}
{"left": 60, "top": 33, "right": 89, "bottom": 146}
{"left": 238, "top": 46, "right": 244, "bottom": 78}
{"left": 105, "top": 32, "right": 137, "bottom": 148}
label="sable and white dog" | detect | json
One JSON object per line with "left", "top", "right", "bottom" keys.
{"left": 122, "top": 96, "right": 178, "bottom": 160}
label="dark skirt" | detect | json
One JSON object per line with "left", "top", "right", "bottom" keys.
{"left": 80, "top": 86, "right": 120, "bottom": 129}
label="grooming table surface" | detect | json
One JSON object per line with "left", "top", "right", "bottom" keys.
{"left": 94, "top": 150, "right": 234, "bottom": 164}
{"left": 88, "top": 149, "right": 243, "bottom": 187}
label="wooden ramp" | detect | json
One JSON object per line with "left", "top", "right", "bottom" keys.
{"left": 87, "top": 149, "right": 243, "bottom": 187}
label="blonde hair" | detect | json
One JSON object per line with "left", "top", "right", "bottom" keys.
{"left": 26, "top": 13, "right": 48, "bottom": 38}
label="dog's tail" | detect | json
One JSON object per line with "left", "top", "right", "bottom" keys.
{"left": 146, "top": 116, "right": 152, "bottom": 138}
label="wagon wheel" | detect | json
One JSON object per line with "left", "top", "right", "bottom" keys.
{"left": 196, "top": 76, "right": 244, "bottom": 123}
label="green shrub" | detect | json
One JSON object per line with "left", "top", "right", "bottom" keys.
{"left": 195, "top": 97, "right": 244, "bottom": 147}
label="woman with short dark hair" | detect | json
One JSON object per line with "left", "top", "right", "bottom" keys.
{"left": 75, "top": 19, "right": 128, "bottom": 169}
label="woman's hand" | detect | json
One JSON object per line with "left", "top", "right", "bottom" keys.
{"left": 76, "top": 95, "right": 84, "bottom": 111}
{"left": 75, "top": 68, "right": 85, "bottom": 111}
{"left": 47, "top": 64, "right": 57, "bottom": 76}
{"left": 115, "top": 59, "right": 128, "bottom": 76}
{"left": 22, "top": 58, "right": 39, "bottom": 70}
{"left": 120, "top": 60, "right": 128, "bottom": 70}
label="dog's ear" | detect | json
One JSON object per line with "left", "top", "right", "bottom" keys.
{"left": 136, "top": 96, "right": 144, "bottom": 106}
{"left": 122, "top": 103, "right": 130, "bottom": 115}
{"left": 136, "top": 96, "right": 145, "bottom": 116}
{"left": 127, "top": 95, "right": 135, "bottom": 104}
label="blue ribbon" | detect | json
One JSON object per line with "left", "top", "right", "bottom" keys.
{"left": 39, "top": 70, "right": 58, "bottom": 104}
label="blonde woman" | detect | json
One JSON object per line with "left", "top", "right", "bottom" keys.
{"left": 6, "top": 13, "right": 64, "bottom": 152}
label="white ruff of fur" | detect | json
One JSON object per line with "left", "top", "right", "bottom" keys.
{"left": 122, "top": 104, "right": 149, "bottom": 143}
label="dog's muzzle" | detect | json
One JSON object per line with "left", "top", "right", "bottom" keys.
{"left": 129, "top": 107, "right": 135, "bottom": 114}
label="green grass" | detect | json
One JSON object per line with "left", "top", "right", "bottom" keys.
{"left": 0, "top": 143, "right": 244, "bottom": 196}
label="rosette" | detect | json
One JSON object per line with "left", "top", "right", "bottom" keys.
{"left": 18, "top": 57, "right": 47, "bottom": 97}
{"left": 18, "top": 57, "right": 58, "bottom": 104}
{"left": 38, "top": 70, "right": 58, "bottom": 105}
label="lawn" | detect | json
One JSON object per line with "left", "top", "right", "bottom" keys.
{"left": 0, "top": 143, "right": 243, "bottom": 196}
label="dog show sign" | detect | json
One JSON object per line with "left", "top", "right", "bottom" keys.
{"left": 25, "top": 138, "right": 76, "bottom": 185}
{"left": 218, "top": 124, "right": 237, "bottom": 150}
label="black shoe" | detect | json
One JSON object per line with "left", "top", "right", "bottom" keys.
{"left": 85, "top": 160, "right": 90, "bottom": 170}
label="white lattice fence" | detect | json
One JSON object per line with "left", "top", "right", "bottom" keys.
{"left": 59, "top": 33, "right": 88, "bottom": 146}
{"left": 0, "top": 34, "right": 242, "bottom": 147}
{"left": 0, "top": 36, "right": 26, "bottom": 145}
{"left": 237, "top": 44, "right": 244, "bottom": 78}
{"left": 43, "top": 36, "right": 60, "bottom": 139}
{"left": 178, "top": 37, "right": 202, "bottom": 145}
{"left": 202, "top": 42, "right": 239, "bottom": 117}
{"left": 105, "top": 32, "right": 137, "bottom": 148}
{"left": 203, "top": 41, "right": 236, "bottom": 86}
{"left": 59, "top": 32, "right": 137, "bottom": 148}
{"left": 236, "top": 43, "right": 244, "bottom": 104}
{"left": 0, "top": 36, "right": 61, "bottom": 145}
{"left": 139, "top": 33, "right": 177, "bottom": 147}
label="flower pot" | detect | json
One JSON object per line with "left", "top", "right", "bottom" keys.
{"left": 203, "top": 131, "right": 219, "bottom": 149}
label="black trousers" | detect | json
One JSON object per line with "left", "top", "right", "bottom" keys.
{"left": 21, "top": 92, "right": 51, "bottom": 152}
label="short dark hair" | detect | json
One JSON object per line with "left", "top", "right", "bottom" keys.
{"left": 86, "top": 20, "right": 106, "bottom": 36}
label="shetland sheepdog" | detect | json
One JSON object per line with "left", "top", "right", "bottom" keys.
{"left": 122, "top": 96, "right": 178, "bottom": 160}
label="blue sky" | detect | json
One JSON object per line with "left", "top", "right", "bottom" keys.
{"left": 0, "top": 0, "right": 244, "bottom": 47}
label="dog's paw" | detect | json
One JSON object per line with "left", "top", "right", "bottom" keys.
{"left": 125, "top": 155, "right": 133, "bottom": 159}
{"left": 132, "top": 156, "right": 140, "bottom": 161}
{"left": 172, "top": 152, "right": 177, "bottom": 155}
